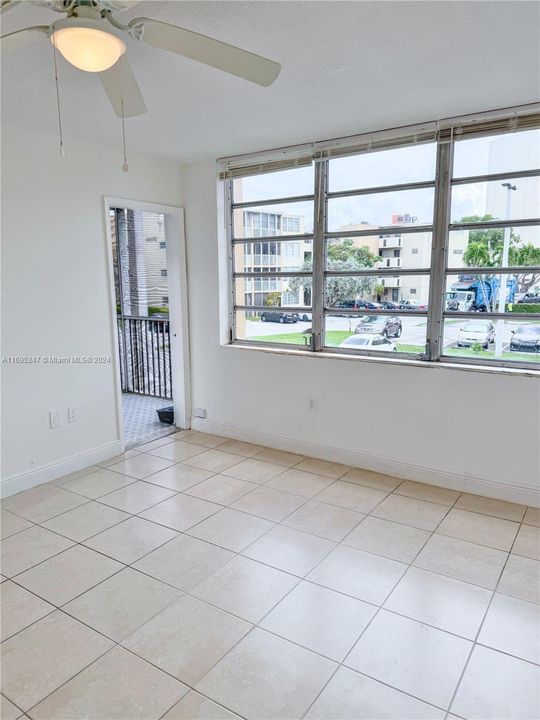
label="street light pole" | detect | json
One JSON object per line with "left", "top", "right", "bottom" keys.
{"left": 495, "top": 183, "right": 516, "bottom": 356}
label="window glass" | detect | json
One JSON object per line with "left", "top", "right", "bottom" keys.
{"left": 234, "top": 275, "right": 311, "bottom": 309}
{"left": 234, "top": 241, "right": 309, "bottom": 273}
{"left": 234, "top": 310, "right": 312, "bottom": 346}
{"left": 444, "top": 273, "right": 540, "bottom": 313}
{"left": 233, "top": 202, "right": 314, "bottom": 238}
{"left": 329, "top": 143, "right": 436, "bottom": 192}
{"left": 450, "top": 176, "right": 540, "bottom": 224}
{"left": 325, "top": 313, "right": 426, "bottom": 354}
{"left": 326, "top": 232, "right": 432, "bottom": 270}
{"left": 442, "top": 318, "right": 540, "bottom": 363}
{"left": 324, "top": 275, "right": 430, "bottom": 311}
{"left": 447, "top": 227, "right": 540, "bottom": 268}
{"left": 327, "top": 189, "right": 434, "bottom": 231}
{"left": 233, "top": 165, "right": 314, "bottom": 203}
{"left": 452, "top": 129, "right": 540, "bottom": 178}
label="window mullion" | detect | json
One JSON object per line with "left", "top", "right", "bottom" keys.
{"left": 226, "top": 179, "right": 236, "bottom": 342}
{"left": 311, "top": 161, "right": 327, "bottom": 351}
{"left": 426, "top": 141, "right": 454, "bottom": 361}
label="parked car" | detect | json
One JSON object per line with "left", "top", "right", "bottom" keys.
{"left": 355, "top": 315, "right": 402, "bottom": 338}
{"left": 399, "top": 299, "right": 428, "bottom": 311}
{"left": 518, "top": 294, "right": 540, "bottom": 304}
{"left": 340, "top": 334, "right": 397, "bottom": 351}
{"left": 456, "top": 321, "right": 495, "bottom": 348}
{"left": 299, "top": 312, "right": 312, "bottom": 321}
{"left": 260, "top": 311, "right": 299, "bottom": 323}
{"left": 357, "top": 300, "right": 382, "bottom": 309}
{"left": 380, "top": 301, "right": 400, "bottom": 310}
{"left": 510, "top": 324, "right": 540, "bottom": 352}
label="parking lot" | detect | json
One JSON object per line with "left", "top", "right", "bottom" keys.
{"left": 245, "top": 314, "right": 527, "bottom": 353}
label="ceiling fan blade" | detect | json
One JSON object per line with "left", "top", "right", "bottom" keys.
{"left": 130, "top": 18, "right": 281, "bottom": 87}
{"left": 99, "top": 55, "right": 147, "bottom": 118}
{"left": 0, "top": 26, "right": 49, "bottom": 52}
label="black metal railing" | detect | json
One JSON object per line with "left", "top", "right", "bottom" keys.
{"left": 117, "top": 316, "right": 172, "bottom": 398}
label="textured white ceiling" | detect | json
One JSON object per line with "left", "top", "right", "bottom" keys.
{"left": 1, "top": 1, "right": 539, "bottom": 161}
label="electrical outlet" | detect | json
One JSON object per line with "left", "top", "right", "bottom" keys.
{"left": 49, "top": 410, "right": 61, "bottom": 429}
{"left": 68, "top": 407, "right": 78, "bottom": 423}
{"left": 193, "top": 407, "right": 207, "bottom": 419}
{"left": 307, "top": 396, "right": 318, "bottom": 413}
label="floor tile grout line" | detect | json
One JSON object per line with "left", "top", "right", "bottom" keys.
{"left": 0, "top": 693, "right": 27, "bottom": 719}
{"left": 6, "top": 509, "right": 194, "bottom": 612}
{"left": 444, "top": 508, "right": 531, "bottom": 718}
{"left": 471, "top": 640, "right": 540, "bottom": 668}
{"left": 1, "top": 493, "right": 94, "bottom": 526}
{"left": 0, "top": 524, "right": 38, "bottom": 543}
{"left": 181, "top": 476, "right": 262, "bottom": 504}
{"left": 303, "top": 491, "right": 476, "bottom": 717}
{"left": 13, "top": 631, "right": 116, "bottom": 719}
{"left": 300, "top": 512, "right": 439, "bottom": 719}
{"left": 432, "top": 525, "right": 521, "bottom": 554}
{"left": 306, "top": 491, "right": 464, "bottom": 717}
{"left": 281, "top": 506, "right": 367, "bottom": 544}
{"left": 3, "top": 539, "right": 78, "bottom": 582}
{"left": 120, "top": 636, "right": 250, "bottom": 720}
{"left": 56, "top": 477, "right": 141, "bottom": 502}
{"left": 15, "top": 488, "right": 184, "bottom": 551}
{"left": 0, "top": 602, "right": 57, "bottom": 644}
{"left": 33, "top": 505, "right": 135, "bottom": 545}
{"left": 144, "top": 441, "right": 216, "bottom": 463}
{"left": 135, "top": 499, "right": 232, "bottom": 537}
{"left": 323, "top": 666, "right": 452, "bottom": 717}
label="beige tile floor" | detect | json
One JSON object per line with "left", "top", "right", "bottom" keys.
{"left": 1, "top": 431, "right": 539, "bottom": 720}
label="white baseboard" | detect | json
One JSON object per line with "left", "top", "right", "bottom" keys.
{"left": 0, "top": 440, "right": 123, "bottom": 498}
{"left": 191, "top": 418, "right": 540, "bottom": 508}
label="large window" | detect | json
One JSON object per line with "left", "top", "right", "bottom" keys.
{"left": 224, "top": 113, "right": 540, "bottom": 368}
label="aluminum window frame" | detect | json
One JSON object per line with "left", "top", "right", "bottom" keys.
{"left": 225, "top": 110, "right": 540, "bottom": 369}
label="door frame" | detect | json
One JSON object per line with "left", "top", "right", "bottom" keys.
{"left": 103, "top": 196, "right": 191, "bottom": 450}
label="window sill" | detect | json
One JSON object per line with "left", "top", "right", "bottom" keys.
{"left": 222, "top": 341, "right": 540, "bottom": 378}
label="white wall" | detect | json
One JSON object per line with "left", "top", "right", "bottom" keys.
{"left": 181, "top": 161, "right": 540, "bottom": 506}
{"left": 1, "top": 124, "right": 182, "bottom": 494}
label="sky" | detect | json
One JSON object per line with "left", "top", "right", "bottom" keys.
{"left": 235, "top": 129, "right": 539, "bottom": 243}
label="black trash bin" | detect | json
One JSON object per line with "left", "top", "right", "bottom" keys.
{"left": 156, "top": 406, "right": 174, "bottom": 425}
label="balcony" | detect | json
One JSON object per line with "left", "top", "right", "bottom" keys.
{"left": 380, "top": 276, "right": 401, "bottom": 288}
{"left": 379, "top": 235, "right": 402, "bottom": 249}
{"left": 382, "top": 257, "right": 401, "bottom": 269}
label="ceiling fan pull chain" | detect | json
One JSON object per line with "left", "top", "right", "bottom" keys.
{"left": 120, "top": 60, "right": 129, "bottom": 172}
{"left": 51, "top": 31, "right": 65, "bottom": 158}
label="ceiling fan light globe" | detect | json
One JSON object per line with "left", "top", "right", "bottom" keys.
{"left": 51, "top": 27, "right": 126, "bottom": 72}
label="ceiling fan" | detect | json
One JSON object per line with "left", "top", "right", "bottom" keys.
{"left": 0, "top": 0, "right": 281, "bottom": 118}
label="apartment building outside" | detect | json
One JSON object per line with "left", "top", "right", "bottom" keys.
{"left": 379, "top": 213, "right": 468, "bottom": 303}
{"left": 234, "top": 208, "right": 309, "bottom": 309}
{"left": 111, "top": 208, "right": 169, "bottom": 315}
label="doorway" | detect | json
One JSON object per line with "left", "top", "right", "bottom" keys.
{"left": 105, "top": 198, "right": 190, "bottom": 449}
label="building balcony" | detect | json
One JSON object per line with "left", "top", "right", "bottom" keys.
{"left": 381, "top": 257, "right": 401, "bottom": 269}
{"left": 379, "top": 235, "right": 402, "bottom": 249}
{"left": 380, "top": 276, "right": 401, "bottom": 288}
